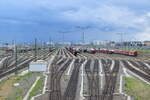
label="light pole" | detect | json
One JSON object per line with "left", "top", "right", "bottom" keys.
{"left": 117, "top": 33, "right": 125, "bottom": 49}
{"left": 49, "top": 36, "right": 52, "bottom": 51}
{"left": 58, "top": 31, "right": 70, "bottom": 46}
{"left": 34, "top": 38, "right": 37, "bottom": 62}
{"left": 76, "top": 26, "right": 91, "bottom": 45}
{"left": 15, "top": 44, "right": 18, "bottom": 75}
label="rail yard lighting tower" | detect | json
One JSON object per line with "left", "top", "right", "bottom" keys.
{"left": 15, "top": 44, "right": 18, "bottom": 75}
{"left": 117, "top": 33, "right": 125, "bottom": 49}
{"left": 49, "top": 36, "right": 52, "bottom": 51}
{"left": 76, "top": 26, "right": 91, "bottom": 45}
{"left": 12, "top": 40, "right": 15, "bottom": 56}
{"left": 58, "top": 31, "right": 70, "bottom": 46}
{"left": 49, "top": 36, "right": 52, "bottom": 47}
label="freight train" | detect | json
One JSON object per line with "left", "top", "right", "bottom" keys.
{"left": 67, "top": 47, "right": 138, "bottom": 57}
{"left": 89, "top": 48, "right": 138, "bottom": 57}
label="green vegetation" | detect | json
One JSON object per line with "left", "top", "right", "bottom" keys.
{"left": 15, "top": 96, "right": 22, "bottom": 100}
{"left": 6, "top": 73, "right": 34, "bottom": 100}
{"left": 16, "top": 72, "right": 34, "bottom": 81}
{"left": 16, "top": 72, "right": 40, "bottom": 82}
{"left": 134, "top": 49, "right": 150, "bottom": 53}
{"left": 28, "top": 77, "right": 44, "bottom": 100}
{"left": 0, "top": 72, "right": 43, "bottom": 100}
{"left": 0, "top": 76, "right": 17, "bottom": 100}
{"left": 124, "top": 77, "right": 150, "bottom": 100}
{"left": 118, "top": 48, "right": 150, "bottom": 53}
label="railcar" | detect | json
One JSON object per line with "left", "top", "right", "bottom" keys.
{"left": 98, "top": 49, "right": 138, "bottom": 57}
{"left": 67, "top": 47, "right": 138, "bottom": 57}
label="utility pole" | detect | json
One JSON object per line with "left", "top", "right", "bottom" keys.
{"left": 117, "top": 33, "right": 123, "bottom": 43}
{"left": 49, "top": 36, "right": 52, "bottom": 51}
{"left": 82, "top": 32, "right": 85, "bottom": 44}
{"left": 58, "top": 31, "right": 64, "bottom": 45}
{"left": 63, "top": 33, "right": 64, "bottom": 45}
{"left": 15, "top": 45, "right": 18, "bottom": 75}
{"left": 12, "top": 40, "right": 15, "bottom": 56}
{"left": 117, "top": 33, "right": 124, "bottom": 49}
{"left": 43, "top": 42, "right": 46, "bottom": 50}
{"left": 34, "top": 38, "right": 37, "bottom": 62}
{"left": 49, "top": 36, "right": 52, "bottom": 47}
{"left": 59, "top": 31, "right": 69, "bottom": 46}
{"left": 76, "top": 26, "right": 90, "bottom": 45}
{"left": 61, "top": 32, "right": 65, "bottom": 45}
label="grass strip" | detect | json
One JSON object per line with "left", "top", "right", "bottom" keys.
{"left": 124, "top": 77, "right": 150, "bottom": 100}
{"left": 28, "top": 77, "right": 43, "bottom": 100}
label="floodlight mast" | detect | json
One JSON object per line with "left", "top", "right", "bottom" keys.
{"left": 117, "top": 33, "right": 125, "bottom": 49}
{"left": 14, "top": 43, "right": 18, "bottom": 74}
{"left": 48, "top": 36, "right": 52, "bottom": 51}
{"left": 58, "top": 31, "right": 70, "bottom": 45}
{"left": 34, "top": 38, "right": 37, "bottom": 62}
{"left": 76, "top": 26, "right": 91, "bottom": 44}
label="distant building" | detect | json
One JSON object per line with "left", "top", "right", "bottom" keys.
{"left": 107, "top": 41, "right": 116, "bottom": 47}
{"left": 92, "top": 40, "right": 102, "bottom": 45}
{"left": 119, "top": 41, "right": 143, "bottom": 46}
{"left": 143, "top": 41, "right": 150, "bottom": 46}
{"left": 46, "top": 42, "right": 55, "bottom": 46}
{"left": 92, "top": 40, "right": 116, "bottom": 47}
{"left": 92, "top": 40, "right": 108, "bottom": 46}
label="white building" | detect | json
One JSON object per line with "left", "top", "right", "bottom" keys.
{"left": 29, "top": 60, "right": 47, "bottom": 72}
{"left": 92, "top": 40, "right": 112, "bottom": 46}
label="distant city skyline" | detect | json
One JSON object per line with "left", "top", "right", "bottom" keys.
{"left": 0, "top": 0, "right": 150, "bottom": 43}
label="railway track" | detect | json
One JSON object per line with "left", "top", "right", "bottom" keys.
{"left": 0, "top": 49, "right": 55, "bottom": 79}
{"left": 56, "top": 49, "right": 62, "bottom": 56}
{"left": 63, "top": 59, "right": 85, "bottom": 100}
{"left": 122, "top": 60, "right": 150, "bottom": 83}
{"left": 129, "top": 60, "right": 150, "bottom": 75}
{"left": 49, "top": 58, "right": 73, "bottom": 100}
{"left": 57, "top": 49, "right": 76, "bottom": 58}
{"left": 39, "top": 49, "right": 56, "bottom": 60}
{"left": 81, "top": 53, "right": 93, "bottom": 58}
{"left": 65, "top": 49, "right": 75, "bottom": 58}
{"left": 101, "top": 59, "right": 119, "bottom": 100}
{"left": 77, "top": 53, "right": 86, "bottom": 58}
{"left": 85, "top": 59, "right": 100, "bottom": 100}
{"left": 63, "top": 50, "right": 69, "bottom": 58}
{"left": 0, "top": 58, "right": 33, "bottom": 79}
{"left": 34, "top": 49, "right": 150, "bottom": 100}
{"left": 0, "top": 56, "right": 28, "bottom": 71}
{"left": 56, "top": 49, "right": 60, "bottom": 56}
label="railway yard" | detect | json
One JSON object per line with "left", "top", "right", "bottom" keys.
{"left": 0, "top": 48, "right": 53, "bottom": 80}
{"left": 0, "top": 48, "right": 150, "bottom": 100}
{"left": 1, "top": 0, "right": 150, "bottom": 100}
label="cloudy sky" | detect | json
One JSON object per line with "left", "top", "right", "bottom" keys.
{"left": 0, "top": 0, "right": 150, "bottom": 43}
